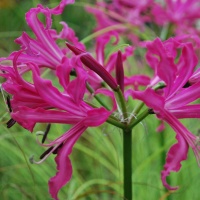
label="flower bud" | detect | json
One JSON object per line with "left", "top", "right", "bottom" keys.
{"left": 66, "top": 43, "right": 118, "bottom": 91}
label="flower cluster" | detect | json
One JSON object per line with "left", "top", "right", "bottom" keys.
{"left": 1, "top": 1, "right": 129, "bottom": 199}
{"left": 87, "top": 0, "right": 200, "bottom": 42}
{"left": 126, "top": 38, "right": 200, "bottom": 189}
{"left": 1, "top": 0, "right": 200, "bottom": 199}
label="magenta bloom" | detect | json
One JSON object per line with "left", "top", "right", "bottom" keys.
{"left": 152, "top": 0, "right": 200, "bottom": 25}
{"left": 152, "top": 0, "right": 200, "bottom": 35}
{"left": 126, "top": 38, "right": 200, "bottom": 190}
{"left": 0, "top": 1, "right": 114, "bottom": 199}
{"left": 87, "top": 0, "right": 200, "bottom": 41}
{"left": 1, "top": 52, "right": 113, "bottom": 199}
{"left": 1, "top": 0, "right": 84, "bottom": 70}
{"left": 87, "top": 0, "right": 153, "bottom": 29}
{"left": 3, "top": 0, "right": 200, "bottom": 198}
{"left": 86, "top": 0, "right": 154, "bottom": 44}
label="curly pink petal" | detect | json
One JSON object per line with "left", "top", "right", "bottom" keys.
{"left": 161, "top": 134, "right": 188, "bottom": 190}
{"left": 48, "top": 123, "right": 86, "bottom": 200}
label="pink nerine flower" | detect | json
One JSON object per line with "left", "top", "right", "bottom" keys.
{"left": 0, "top": 1, "right": 116, "bottom": 199}
{"left": 152, "top": 0, "right": 200, "bottom": 25}
{"left": 1, "top": 0, "right": 84, "bottom": 70}
{"left": 126, "top": 38, "right": 200, "bottom": 190}
{"left": 3, "top": 0, "right": 200, "bottom": 198}
{"left": 1, "top": 52, "right": 113, "bottom": 199}
{"left": 86, "top": 0, "right": 154, "bottom": 44}
{"left": 152, "top": 0, "right": 200, "bottom": 35}
{"left": 87, "top": 0, "right": 153, "bottom": 29}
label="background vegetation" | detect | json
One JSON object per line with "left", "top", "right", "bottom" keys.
{"left": 0, "top": 0, "right": 200, "bottom": 199}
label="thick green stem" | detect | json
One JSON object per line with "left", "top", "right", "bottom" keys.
{"left": 123, "top": 127, "right": 132, "bottom": 200}
{"left": 123, "top": 109, "right": 150, "bottom": 199}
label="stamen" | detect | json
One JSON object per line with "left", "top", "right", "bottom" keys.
{"left": 0, "top": 70, "right": 6, "bottom": 73}
{"left": 32, "top": 143, "right": 62, "bottom": 165}
{"left": 29, "top": 155, "right": 35, "bottom": 164}
{"left": 52, "top": 143, "right": 63, "bottom": 154}
{"left": 153, "top": 82, "right": 166, "bottom": 90}
{"left": 39, "top": 143, "right": 64, "bottom": 160}
{"left": 6, "top": 118, "right": 16, "bottom": 128}
{"left": 6, "top": 95, "right": 12, "bottom": 112}
{"left": 70, "top": 68, "right": 76, "bottom": 76}
{"left": 42, "top": 124, "right": 51, "bottom": 144}
{"left": 40, "top": 146, "right": 54, "bottom": 159}
{"left": 148, "top": 108, "right": 155, "bottom": 114}
{"left": 36, "top": 131, "right": 44, "bottom": 136}
{"left": 183, "top": 81, "right": 191, "bottom": 88}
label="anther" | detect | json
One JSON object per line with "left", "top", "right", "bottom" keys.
{"left": 40, "top": 146, "right": 54, "bottom": 159}
{"left": 6, "top": 95, "right": 12, "bottom": 112}
{"left": 29, "top": 155, "right": 35, "bottom": 164}
{"left": 6, "top": 118, "right": 16, "bottom": 128}
{"left": 52, "top": 143, "right": 63, "bottom": 154}
{"left": 148, "top": 108, "right": 155, "bottom": 114}
{"left": 183, "top": 81, "right": 191, "bottom": 88}
{"left": 70, "top": 69, "right": 76, "bottom": 76}
{"left": 42, "top": 124, "right": 51, "bottom": 144}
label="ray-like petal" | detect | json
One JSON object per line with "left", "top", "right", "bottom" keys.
{"left": 11, "top": 107, "right": 84, "bottom": 132}
{"left": 169, "top": 43, "right": 198, "bottom": 97}
{"left": 55, "top": 22, "right": 85, "bottom": 50}
{"left": 171, "top": 105, "right": 200, "bottom": 118}
{"left": 125, "top": 88, "right": 164, "bottom": 113}
{"left": 124, "top": 75, "right": 150, "bottom": 90}
{"left": 31, "top": 64, "right": 85, "bottom": 115}
{"left": 166, "top": 81, "right": 200, "bottom": 109}
{"left": 25, "top": 6, "right": 64, "bottom": 65}
{"left": 146, "top": 38, "right": 177, "bottom": 95}
{"left": 50, "top": 0, "right": 75, "bottom": 15}
{"left": 65, "top": 67, "right": 88, "bottom": 104}
{"left": 163, "top": 111, "right": 200, "bottom": 158}
{"left": 84, "top": 108, "right": 111, "bottom": 126}
{"left": 48, "top": 122, "right": 86, "bottom": 200}
{"left": 161, "top": 134, "right": 188, "bottom": 190}
{"left": 56, "top": 57, "right": 72, "bottom": 91}
{"left": 15, "top": 32, "right": 61, "bottom": 68}
{"left": 48, "top": 107, "right": 110, "bottom": 199}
